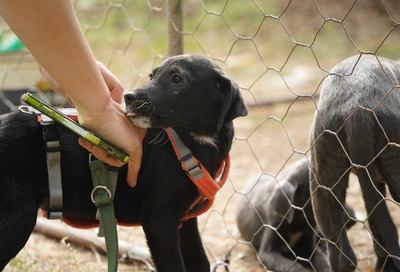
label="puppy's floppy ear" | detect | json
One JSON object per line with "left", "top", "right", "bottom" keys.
{"left": 216, "top": 73, "right": 248, "bottom": 131}
{"left": 268, "top": 181, "right": 298, "bottom": 224}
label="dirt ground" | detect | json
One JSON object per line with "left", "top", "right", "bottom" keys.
{"left": 3, "top": 99, "right": 390, "bottom": 272}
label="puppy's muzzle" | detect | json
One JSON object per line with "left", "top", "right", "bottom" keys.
{"left": 125, "top": 92, "right": 153, "bottom": 114}
{"left": 124, "top": 92, "right": 154, "bottom": 128}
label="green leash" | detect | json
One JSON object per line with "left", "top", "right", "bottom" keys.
{"left": 89, "top": 158, "right": 119, "bottom": 272}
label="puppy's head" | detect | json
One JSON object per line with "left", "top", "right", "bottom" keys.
{"left": 125, "top": 55, "right": 247, "bottom": 134}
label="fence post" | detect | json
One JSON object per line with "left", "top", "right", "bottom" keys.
{"left": 167, "top": 0, "right": 183, "bottom": 56}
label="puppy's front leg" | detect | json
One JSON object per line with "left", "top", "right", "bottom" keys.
{"left": 309, "top": 246, "right": 330, "bottom": 272}
{"left": 258, "top": 228, "right": 312, "bottom": 272}
{"left": 142, "top": 217, "right": 185, "bottom": 272}
{"left": 179, "top": 218, "right": 209, "bottom": 272}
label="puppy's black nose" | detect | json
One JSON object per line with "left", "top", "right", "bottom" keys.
{"left": 124, "top": 91, "right": 150, "bottom": 104}
{"left": 124, "top": 92, "right": 137, "bottom": 104}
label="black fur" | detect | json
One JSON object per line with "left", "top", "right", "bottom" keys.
{"left": 310, "top": 54, "right": 400, "bottom": 272}
{"left": 236, "top": 158, "right": 355, "bottom": 272}
{"left": 0, "top": 55, "right": 247, "bottom": 271}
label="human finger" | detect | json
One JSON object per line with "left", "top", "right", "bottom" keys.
{"left": 97, "top": 61, "right": 124, "bottom": 104}
{"left": 78, "top": 137, "right": 124, "bottom": 167}
{"left": 126, "top": 127, "right": 147, "bottom": 187}
{"left": 126, "top": 145, "right": 142, "bottom": 187}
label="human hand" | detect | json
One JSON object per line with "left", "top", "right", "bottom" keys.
{"left": 75, "top": 65, "right": 146, "bottom": 187}
{"left": 39, "top": 62, "right": 146, "bottom": 186}
{"left": 78, "top": 103, "right": 147, "bottom": 187}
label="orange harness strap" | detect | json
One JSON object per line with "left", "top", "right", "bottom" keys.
{"left": 36, "top": 115, "right": 228, "bottom": 227}
{"left": 165, "top": 128, "right": 229, "bottom": 219}
{"left": 59, "top": 128, "right": 230, "bottom": 227}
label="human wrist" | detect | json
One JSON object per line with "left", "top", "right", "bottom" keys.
{"left": 75, "top": 97, "right": 115, "bottom": 128}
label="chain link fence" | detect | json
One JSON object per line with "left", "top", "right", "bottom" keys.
{"left": 2, "top": 0, "right": 400, "bottom": 271}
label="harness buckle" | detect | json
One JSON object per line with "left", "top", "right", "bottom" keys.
{"left": 44, "top": 140, "right": 61, "bottom": 152}
{"left": 188, "top": 165, "right": 205, "bottom": 181}
{"left": 42, "top": 121, "right": 61, "bottom": 152}
{"left": 180, "top": 154, "right": 205, "bottom": 181}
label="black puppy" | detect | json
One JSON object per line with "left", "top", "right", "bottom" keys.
{"left": 0, "top": 55, "right": 247, "bottom": 271}
{"left": 236, "top": 158, "right": 355, "bottom": 272}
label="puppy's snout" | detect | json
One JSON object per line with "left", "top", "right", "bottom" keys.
{"left": 124, "top": 91, "right": 150, "bottom": 104}
{"left": 124, "top": 92, "right": 138, "bottom": 104}
{"left": 124, "top": 91, "right": 153, "bottom": 115}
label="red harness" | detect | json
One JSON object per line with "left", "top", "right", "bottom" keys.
{"left": 165, "top": 128, "right": 229, "bottom": 220}
{"left": 34, "top": 109, "right": 229, "bottom": 227}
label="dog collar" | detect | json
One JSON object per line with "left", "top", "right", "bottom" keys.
{"left": 165, "top": 128, "right": 229, "bottom": 219}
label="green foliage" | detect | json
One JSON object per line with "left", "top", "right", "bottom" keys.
{"left": 72, "top": 0, "right": 400, "bottom": 73}
{"left": 7, "top": 257, "right": 38, "bottom": 272}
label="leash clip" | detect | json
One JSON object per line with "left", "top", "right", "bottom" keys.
{"left": 19, "top": 105, "right": 40, "bottom": 115}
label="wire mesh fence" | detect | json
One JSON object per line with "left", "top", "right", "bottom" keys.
{"left": 2, "top": 0, "right": 400, "bottom": 271}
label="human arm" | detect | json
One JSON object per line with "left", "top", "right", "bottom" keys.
{"left": 39, "top": 61, "right": 125, "bottom": 105}
{"left": 0, "top": 0, "right": 145, "bottom": 186}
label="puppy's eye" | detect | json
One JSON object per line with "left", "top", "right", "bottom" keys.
{"left": 172, "top": 75, "right": 184, "bottom": 84}
{"left": 149, "top": 73, "right": 154, "bottom": 80}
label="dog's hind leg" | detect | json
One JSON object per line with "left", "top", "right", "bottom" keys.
{"left": 0, "top": 194, "right": 38, "bottom": 270}
{"left": 377, "top": 145, "right": 400, "bottom": 203}
{"left": 356, "top": 165, "right": 400, "bottom": 271}
{"left": 310, "top": 133, "right": 357, "bottom": 272}
{"left": 345, "top": 111, "right": 400, "bottom": 271}
{"left": 179, "top": 218, "right": 209, "bottom": 272}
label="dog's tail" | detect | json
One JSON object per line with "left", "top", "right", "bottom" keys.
{"left": 344, "top": 107, "right": 378, "bottom": 168}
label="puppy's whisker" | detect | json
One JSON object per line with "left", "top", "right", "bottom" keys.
{"left": 133, "top": 100, "right": 150, "bottom": 110}
{"left": 148, "top": 130, "right": 168, "bottom": 145}
{"left": 136, "top": 101, "right": 150, "bottom": 110}
{"left": 137, "top": 104, "right": 154, "bottom": 116}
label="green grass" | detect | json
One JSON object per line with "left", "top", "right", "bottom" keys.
{"left": 7, "top": 257, "right": 38, "bottom": 272}
{"left": 70, "top": 0, "right": 400, "bottom": 83}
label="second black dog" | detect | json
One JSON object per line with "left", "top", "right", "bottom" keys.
{"left": 310, "top": 54, "right": 400, "bottom": 271}
{"left": 236, "top": 158, "right": 355, "bottom": 272}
